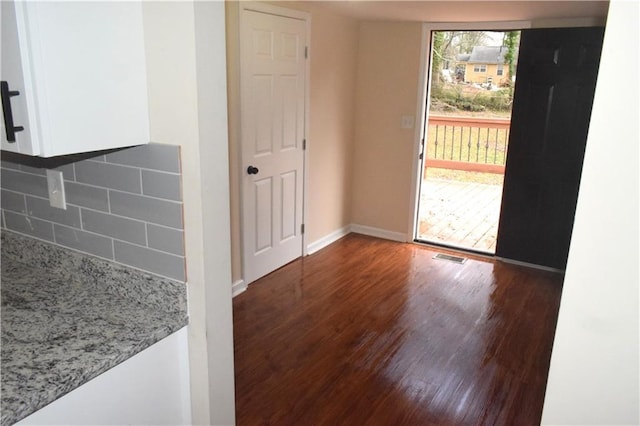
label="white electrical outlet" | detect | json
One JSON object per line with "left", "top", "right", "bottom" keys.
{"left": 46, "top": 170, "right": 67, "bottom": 210}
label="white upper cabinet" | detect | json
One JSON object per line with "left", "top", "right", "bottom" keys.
{"left": 1, "top": 1, "right": 149, "bottom": 157}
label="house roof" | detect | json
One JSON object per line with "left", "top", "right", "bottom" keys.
{"left": 459, "top": 46, "right": 509, "bottom": 64}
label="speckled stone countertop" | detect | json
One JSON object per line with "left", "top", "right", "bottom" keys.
{"left": 0, "top": 231, "right": 188, "bottom": 426}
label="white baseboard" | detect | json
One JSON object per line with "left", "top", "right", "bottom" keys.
{"left": 232, "top": 279, "right": 247, "bottom": 298}
{"left": 306, "top": 225, "right": 351, "bottom": 255}
{"left": 496, "top": 257, "right": 565, "bottom": 273}
{"left": 350, "top": 224, "right": 407, "bottom": 243}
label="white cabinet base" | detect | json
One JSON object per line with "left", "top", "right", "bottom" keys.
{"left": 17, "top": 328, "right": 191, "bottom": 425}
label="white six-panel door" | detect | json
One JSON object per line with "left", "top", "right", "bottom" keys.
{"left": 240, "top": 7, "right": 307, "bottom": 285}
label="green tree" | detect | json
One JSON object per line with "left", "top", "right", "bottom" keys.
{"left": 456, "top": 31, "right": 490, "bottom": 54}
{"left": 431, "top": 31, "right": 445, "bottom": 89}
{"left": 503, "top": 31, "right": 520, "bottom": 79}
{"left": 432, "top": 31, "right": 490, "bottom": 89}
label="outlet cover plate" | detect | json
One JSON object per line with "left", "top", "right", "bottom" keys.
{"left": 46, "top": 169, "right": 67, "bottom": 210}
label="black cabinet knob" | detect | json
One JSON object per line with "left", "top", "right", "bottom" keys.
{"left": 247, "top": 166, "right": 259, "bottom": 175}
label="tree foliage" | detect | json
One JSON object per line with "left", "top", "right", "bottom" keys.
{"left": 431, "top": 31, "right": 492, "bottom": 87}
{"left": 455, "top": 32, "right": 490, "bottom": 54}
{"left": 430, "top": 30, "right": 521, "bottom": 111}
{"left": 430, "top": 31, "right": 445, "bottom": 88}
{"left": 503, "top": 31, "right": 520, "bottom": 77}
{"left": 433, "top": 31, "right": 491, "bottom": 65}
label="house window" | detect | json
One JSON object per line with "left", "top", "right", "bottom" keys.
{"left": 497, "top": 64, "right": 504, "bottom": 76}
{"left": 473, "top": 64, "right": 487, "bottom": 73}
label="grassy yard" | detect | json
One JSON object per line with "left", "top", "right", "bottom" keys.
{"left": 425, "top": 125, "right": 509, "bottom": 166}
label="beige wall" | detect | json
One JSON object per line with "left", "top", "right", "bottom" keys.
{"left": 226, "top": 1, "right": 359, "bottom": 283}
{"left": 139, "top": 1, "right": 623, "bottom": 424}
{"left": 296, "top": 3, "right": 358, "bottom": 245}
{"left": 351, "top": 22, "right": 423, "bottom": 235}
{"left": 226, "top": 3, "right": 607, "bottom": 285}
{"left": 225, "top": 1, "right": 243, "bottom": 284}
{"left": 350, "top": 16, "right": 603, "bottom": 238}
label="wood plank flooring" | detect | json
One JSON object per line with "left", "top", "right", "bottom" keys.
{"left": 233, "top": 234, "right": 563, "bottom": 425}
{"left": 418, "top": 179, "right": 503, "bottom": 253}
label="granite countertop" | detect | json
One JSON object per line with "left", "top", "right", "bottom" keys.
{"left": 0, "top": 231, "right": 188, "bottom": 426}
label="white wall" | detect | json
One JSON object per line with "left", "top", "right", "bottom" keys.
{"left": 143, "top": 2, "right": 235, "bottom": 424}
{"left": 18, "top": 329, "right": 191, "bottom": 425}
{"left": 193, "top": 2, "right": 236, "bottom": 422}
{"left": 541, "top": 1, "right": 640, "bottom": 424}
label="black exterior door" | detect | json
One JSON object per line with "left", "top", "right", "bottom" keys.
{"left": 496, "top": 27, "right": 605, "bottom": 270}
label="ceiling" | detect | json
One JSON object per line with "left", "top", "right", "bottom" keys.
{"left": 312, "top": 1, "right": 609, "bottom": 23}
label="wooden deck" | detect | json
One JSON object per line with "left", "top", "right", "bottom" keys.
{"left": 418, "top": 178, "right": 503, "bottom": 253}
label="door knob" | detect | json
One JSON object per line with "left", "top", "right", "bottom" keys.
{"left": 247, "top": 166, "right": 259, "bottom": 175}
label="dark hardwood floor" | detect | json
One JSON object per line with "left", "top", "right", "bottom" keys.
{"left": 233, "top": 234, "right": 563, "bottom": 425}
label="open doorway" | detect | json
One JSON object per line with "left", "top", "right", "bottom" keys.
{"left": 416, "top": 30, "right": 520, "bottom": 254}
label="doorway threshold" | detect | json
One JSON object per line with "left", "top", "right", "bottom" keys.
{"left": 414, "top": 238, "right": 495, "bottom": 259}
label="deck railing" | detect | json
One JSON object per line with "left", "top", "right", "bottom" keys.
{"left": 425, "top": 115, "right": 511, "bottom": 174}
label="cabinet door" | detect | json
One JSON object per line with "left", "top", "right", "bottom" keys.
{"left": 1, "top": 1, "right": 149, "bottom": 158}
{"left": 1, "top": 1, "right": 37, "bottom": 155}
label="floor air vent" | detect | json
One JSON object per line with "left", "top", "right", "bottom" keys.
{"left": 433, "top": 253, "right": 467, "bottom": 264}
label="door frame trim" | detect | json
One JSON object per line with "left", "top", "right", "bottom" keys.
{"left": 408, "top": 20, "right": 532, "bottom": 243}
{"left": 409, "top": 18, "right": 605, "bottom": 248}
{"left": 238, "top": 2, "right": 311, "bottom": 284}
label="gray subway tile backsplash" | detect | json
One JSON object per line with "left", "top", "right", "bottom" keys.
{"left": 147, "top": 224, "right": 184, "bottom": 256}
{"left": 19, "top": 164, "right": 47, "bottom": 176}
{"left": 114, "top": 240, "right": 185, "bottom": 282}
{"left": 110, "top": 190, "right": 183, "bottom": 229}
{"left": 54, "top": 224, "right": 115, "bottom": 260}
{"left": 0, "top": 160, "right": 21, "bottom": 170}
{"left": 1, "top": 190, "right": 26, "bottom": 213}
{"left": 20, "top": 163, "right": 74, "bottom": 179}
{"left": 141, "top": 170, "right": 181, "bottom": 201}
{"left": 1, "top": 169, "right": 49, "bottom": 198}
{"left": 65, "top": 182, "right": 110, "bottom": 212}
{"left": 75, "top": 160, "right": 142, "bottom": 194}
{"left": 9, "top": 162, "right": 74, "bottom": 180}
{"left": 4, "top": 211, "right": 55, "bottom": 242}
{"left": 1, "top": 144, "right": 185, "bottom": 282}
{"left": 59, "top": 163, "right": 76, "bottom": 181}
{"left": 81, "top": 209, "right": 147, "bottom": 246}
{"left": 26, "top": 196, "right": 81, "bottom": 228}
{"left": 105, "top": 144, "right": 180, "bottom": 173}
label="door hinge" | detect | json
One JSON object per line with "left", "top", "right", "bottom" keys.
{"left": 305, "top": 46, "right": 308, "bottom": 59}
{"left": 301, "top": 223, "right": 305, "bottom": 234}
{"left": 302, "top": 139, "right": 306, "bottom": 150}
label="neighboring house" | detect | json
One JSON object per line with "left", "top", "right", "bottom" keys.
{"left": 457, "top": 45, "right": 513, "bottom": 85}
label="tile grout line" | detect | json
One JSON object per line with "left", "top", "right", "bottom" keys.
{"left": 3, "top": 168, "right": 183, "bottom": 203}
{"left": 8, "top": 215, "right": 184, "bottom": 263}
{"left": 6, "top": 227, "right": 182, "bottom": 283}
